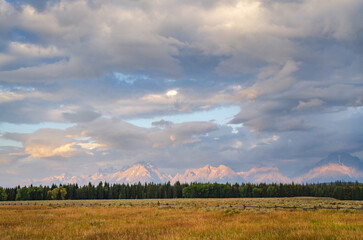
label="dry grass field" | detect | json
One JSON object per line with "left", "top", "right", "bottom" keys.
{"left": 1, "top": 198, "right": 362, "bottom": 239}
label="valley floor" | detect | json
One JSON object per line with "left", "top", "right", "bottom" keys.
{"left": 0, "top": 198, "right": 362, "bottom": 239}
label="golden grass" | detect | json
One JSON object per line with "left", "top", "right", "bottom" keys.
{"left": 0, "top": 198, "right": 362, "bottom": 239}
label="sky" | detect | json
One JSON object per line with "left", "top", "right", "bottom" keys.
{"left": 0, "top": 0, "right": 363, "bottom": 187}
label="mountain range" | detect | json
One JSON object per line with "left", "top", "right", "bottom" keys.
{"left": 29, "top": 153, "right": 363, "bottom": 186}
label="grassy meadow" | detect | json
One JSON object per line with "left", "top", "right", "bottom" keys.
{"left": 1, "top": 197, "right": 362, "bottom": 239}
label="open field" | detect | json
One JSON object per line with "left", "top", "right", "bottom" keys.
{"left": 1, "top": 197, "right": 363, "bottom": 239}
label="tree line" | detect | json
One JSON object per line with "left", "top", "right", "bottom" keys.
{"left": 0, "top": 181, "right": 362, "bottom": 201}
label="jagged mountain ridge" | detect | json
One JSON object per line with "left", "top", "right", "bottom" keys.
{"left": 171, "top": 164, "right": 243, "bottom": 183}
{"left": 27, "top": 163, "right": 169, "bottom": 186}
{"left": 171, "top": 165, "right": 291, "bottom": 184}
{"left": 314, "top": 152, "right": 363, "bottom": 169}
{"left": 296, "top": 153, "right": 363, "bottom": 183}
{"left": 106, "top": 163, "right": 170, "bottom": 183}
{"left": 29, "top": 153, "right": 363, "bottom": 185}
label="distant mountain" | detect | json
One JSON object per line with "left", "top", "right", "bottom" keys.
{"left": 314, "top": 152, "right": 363, "bottom": 170}
{"left": 28, "top": 173, "right": 82, "bottom": 186}
{"left": 296, "top": 153, "right": 363, "bottom": 183}
{"left": 29, "top": 163, "right": 170, "bottom": 186}
{"left": 28, "top": 153, "right": 363, "bottom": 185}
{"left": 105, "top": 163, "right": 170, "bottom": 184}
{"left": 171, "top": 165, "right": 291, "bottom": 184}
{"left": 171, "top": 164, "right": 243, "bottom": 184}
{"left": 241, "top": 166, "right": 292, "bottom": 184}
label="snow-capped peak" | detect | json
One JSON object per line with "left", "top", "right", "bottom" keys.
{"left": 27, "top": 153, "right": 363, "bottom": 186}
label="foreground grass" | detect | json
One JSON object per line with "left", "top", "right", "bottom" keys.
{"left": 0, "top": 198, "right": 362, "bottom": 239}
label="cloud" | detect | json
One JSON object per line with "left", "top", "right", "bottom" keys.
{"left": 0, "top": 0, "right": 363, "bottom": 185}
{"left": 4, "top": 129, "right": 86, "bottom": 158}
{"left": 152, "top": 119, "right": 173, "bottom": 128}
{"left": 1, "top": 0, "right": 361, "bottom": 125}
{"left": 1, "top": 116, "right": 219, "bottom": 161}
{"left": 0, "top": 0, "right": 183, "bottom": 82}
{"left": 0, "top": 87, "right": 55, "bottom": 104}
{"left": 74, "top": 118, "right": 151, "bottom": 151}
{"left": 150, "top": 121, "right": 218, "bottom": 147}
{"left": 0, "top": 0, "right": 360, "bottom": 83}
{"left": 74, "top": 117, "right": 218, "bottom": 150}
{"left": 240, "top": 60, "right": 300, "bottom": 99}
{"left": 166, "top": 90, "right": 178, "bottom": 97}
{"left": 0, "top": 146, "right": 26, "bottom": 165}
{"left": 62, "top": 109, "right": 101, "bottom": 123}
{"left": 293, "top": 98, "right": 324, "bottom": 111}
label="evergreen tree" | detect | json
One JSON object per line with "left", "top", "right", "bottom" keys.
{"left": 0, "top": 187, "right": 7, "bottom": 201}
{"left": 15, "top": 187, "right": 30, "bottom": 201}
